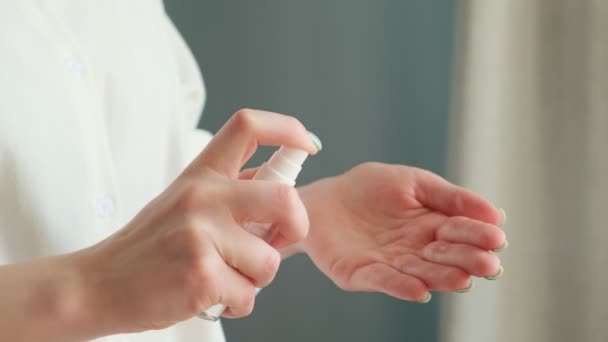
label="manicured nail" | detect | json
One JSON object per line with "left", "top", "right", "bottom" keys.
{"left": 499, "top": 208, "right": 507, "bottom": 225}
{"left": 492, "top": 240, "right": 509, "bottom": 253}
{"left": 456, "top": 280, "right": 475, "bottom": 293}
{"left": 418, "top": 293, "right": 432, "bottom": 303}
{"left": 308, "top": 131, "right": 323, "bottom": 151}
{"left": 485, "top": 266, "right": 504, "bottom": 280}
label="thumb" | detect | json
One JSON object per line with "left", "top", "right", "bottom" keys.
{"left": 414, "top": 169, "right": 504, "bottom": 225}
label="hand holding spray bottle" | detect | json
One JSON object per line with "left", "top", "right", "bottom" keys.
{"left": 198, "top": 132, "right": 322, "bottom": 321}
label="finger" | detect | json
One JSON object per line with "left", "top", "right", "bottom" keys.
{"left": 218, "top": 223, "right": 281, "bottom": 288}
{"left": 191, "top": 109, "right": 317, "bottom": 178}
{"left": 436, "top": 216, "right": 506, "bottom": 250}
{"left": 420, "top": 241, "right": 500, "bottom": 277}
{"left": 413, "top": 169, "right": 503, "bottom": 225}
{"left": 195, "top": 254, "right": 257, "bottom": 318}
{"left": 238, "top": 167, "right": 259, "bottom": 180}
{"left": 349, "top": 263, "right": 430, "bottom": 302}
{"left": 390, "top": 254, "right": 471, "bottom": 292}
{"left": 225, "top": 180, "right": 310, "bottom": 244}
{"left": 265, "top": 233, "right": 294, "bottom": 250}
{"left": 214, "top": 263, "right": 257, "bottom": 318}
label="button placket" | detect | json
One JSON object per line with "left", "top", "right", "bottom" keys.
{"left": 64, "top": 57, "right": 84, "bottom": 77}
{"left": 94, "top": 196, "right": 115, "bottom": 219}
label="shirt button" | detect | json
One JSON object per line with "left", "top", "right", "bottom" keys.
{"left": 65, "top": 57, "right": 84, "bottom": 76}
{"left": 95, "top": 197, "right": 115, "bottom": 218}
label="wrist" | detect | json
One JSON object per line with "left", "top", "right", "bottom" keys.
{"left": 295, "top": 177, "right": 337, "bottom": 255}
{"left": 23, "top": 252, "right": 102, "bottom": 341}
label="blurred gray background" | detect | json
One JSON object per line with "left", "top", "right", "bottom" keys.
{"left": 164, "top": 1, "right": 456, "bottom": 341}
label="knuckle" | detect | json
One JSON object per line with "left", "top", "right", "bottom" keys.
{"left": 479, "top": 228, "right": 496, "bottom": 247}
{"left": 386, "top": 274, "right": 426, "bottom": 301}
{"left": 189, "top": 257, "right": 220, "bottom": 293}
{"left": 275, "top": 183, "right": 297, "bottom": 204}
{"left": 392, "top": 254, "right": 417, "bottom": 272}
{"left": 447, "top": 216, "right": 468, "bottom": 227}
{"left": 487, "top": 227, "right": 506, "bottom": 248}
{"left": 437, "top": 216, "right": 467, "bottom": 237}
{"left": 181, "top": 222, "right": 206, "bottom": 256}
{"left": 182, "top": 282, "right": 211, "bottom": 317}
{"left": 182, "top": 217, "right": 202, "bottom": 239}
{"left": 285, "top": 115, "right": 305, "bottom": 132}
{"left": 181, "top": 259, "right": 220, "bottom": 316}
{"left": 408, "top": 283, "right": 428, "bottom": 301}
{"left": 177, "top": 183, "right": 206, "bottom": 212}
{"left": 177, "top": 179, "right": 226, "bottom": 213}
{"left": 241, "top": 287, "right": 257, "bottom": 315}
{"left": 473, "top": 253, "right": 496, "bottom": 275}
{"left": 446, "top": 268, "right": 470, "bottom": 289}
{"left": 258, "top": 250, "right": 281, "bottom": 286}
{"left": 233, "top": 287, "right": 256, "bottom": 317}
{"left": 159, "top": 220, "right": 206, "bottom": 261}
{"left": 449, "top": 193, "right": 466, "bottom": 215}
{"left": 231, "top": 109, "right": 256, "bottom": 132}
{"left": 427, "top": 240, "right": 450, "bottom": 256}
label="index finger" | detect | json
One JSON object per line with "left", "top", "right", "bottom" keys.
{"left": 413, "top": 169, "right": 504, "bottom": 225}
{"left": 189, "top": 109, "right": 318, "bottom": 178}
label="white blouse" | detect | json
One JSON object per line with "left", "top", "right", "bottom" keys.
{"left": 0, "top": 0, "right": 225, "bottom": 341}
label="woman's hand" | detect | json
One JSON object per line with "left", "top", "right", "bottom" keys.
{"left": 299, "top": 162, "right": 506, "bottom": 302}
{"left": 76, "top": 110, "right": 318, "bottom": 336}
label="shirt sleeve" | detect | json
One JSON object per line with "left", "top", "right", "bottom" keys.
{"left": 162, "top": 13, "right": 214, "bottom": 165}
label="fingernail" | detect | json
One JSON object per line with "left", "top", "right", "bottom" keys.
{"left": 499, "top": 208, "right": 507, "bottom": 225}
{"left": 418, "top": 293, "right": 432, "bottom": 303}
{"left": 492, "top": 240, "right": 509, "bottom": 253}
{"left": 485, "top": 266, "right": 504, "bottom": 280}
{"left": 308, "top": 131, "right": 323, "bottom": 151}
{"left": 456, "top": 280, "right": 475, "bottom": 293}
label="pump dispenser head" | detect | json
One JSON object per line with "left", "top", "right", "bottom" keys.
{"left": 253, "top": 147, "right": 308, "bottom": 185}
{"left": 252, "top": 131, "right": 321, "bottom": 185}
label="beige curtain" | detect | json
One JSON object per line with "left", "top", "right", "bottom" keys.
{"left": 441, "top": 1, "right": 608, "bottom": 342}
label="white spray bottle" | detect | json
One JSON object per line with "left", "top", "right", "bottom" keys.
{"left": 198, "top": 132, "right": 322, "bottom": 321}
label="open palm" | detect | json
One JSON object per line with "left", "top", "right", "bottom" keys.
{"left": 299, "top": 162, "right": 506, "bottom": 302}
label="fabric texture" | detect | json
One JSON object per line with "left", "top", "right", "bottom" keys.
{"left": 441, "top": 1, "right": 608, "bottom": 342}
{"left": 0, "top": 0, "right": 221, "bottom": 340}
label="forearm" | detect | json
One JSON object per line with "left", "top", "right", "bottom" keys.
{"left": 0, "top": 252, "right": 99, "bottom": 342}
